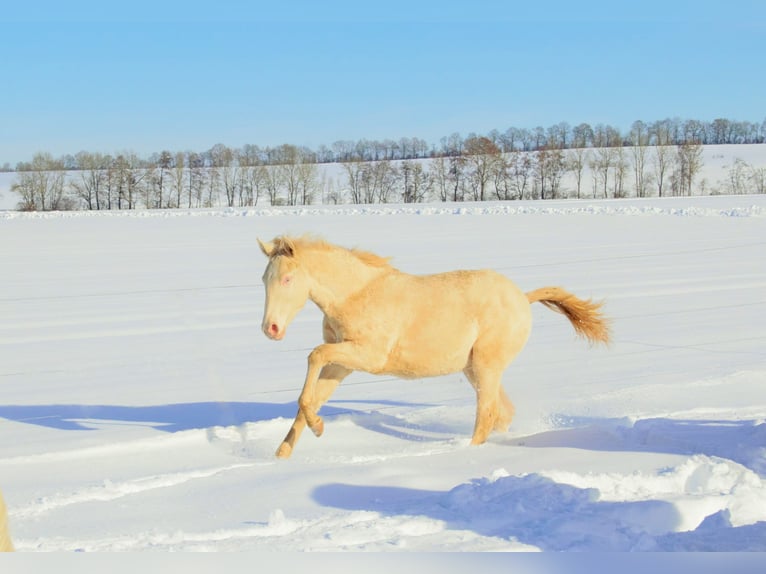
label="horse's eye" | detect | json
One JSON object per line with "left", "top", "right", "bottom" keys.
{"left": 281, "top": 275, "right": 292, "bottom": 286}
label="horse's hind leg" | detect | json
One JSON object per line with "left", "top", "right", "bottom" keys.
{"left": 464, "top": 356, "right": 506, "bottom": 445}
{"left": 276, "top": 363, "right": 352, "bottom": 458}
{"left": 495, "top": 386, "right": 515, "bottom": 432}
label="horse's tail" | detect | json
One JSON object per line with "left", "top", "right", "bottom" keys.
{"left": 526, "top": 287, "right": 611, "bottom": 346}
{"left": 0, "top": 489, "right": 13, "bottom": 552}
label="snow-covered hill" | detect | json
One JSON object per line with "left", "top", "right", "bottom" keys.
{"left": 1, "top": 144, "right": 765, "bottom": 211}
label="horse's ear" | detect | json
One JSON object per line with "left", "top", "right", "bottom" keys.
{"left": 257, "top": 238, "right": 275, "bottom": 257}
{"left": 274, "top": 236, "right": 295, "bottom": 257}
{"left": 259, "top": 236, "right": 296, "bottom": 258}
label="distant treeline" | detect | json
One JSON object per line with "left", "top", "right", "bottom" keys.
{"left": 6, "top": 116, "right": 766, "bottom": 211}
{"left": 6, "top": 117, "right": 766, "bottom": 173}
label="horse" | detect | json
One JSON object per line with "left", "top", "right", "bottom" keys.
{"left": 0, "top": 489, "right": 12, "bottom": 552}
{"left": 258, "top": 235, "right": 610, "bottom": 459}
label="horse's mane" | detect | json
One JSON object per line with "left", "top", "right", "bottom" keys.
{"left": 272, "top": 235, "right": 393, "bottom": 269}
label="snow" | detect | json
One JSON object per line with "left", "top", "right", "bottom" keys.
{"left": 1, "top": 193, "right": 766, "bottom": 552}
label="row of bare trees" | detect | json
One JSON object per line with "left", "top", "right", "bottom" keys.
{"left": 11, "top": 146, "right": 326, "bottom": 211}
{"left": 407, "top": 136, "right": 705, "bottom": 202}
{"left": 722, "top": 158, "right": 766, "bottom": 195}
{"left": 10, "top": 138, "right": 716, "bottom": 210}
{"left": 8, "top": 117, "right": 766, "bottom": 175}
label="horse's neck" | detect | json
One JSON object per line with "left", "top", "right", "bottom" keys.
{"left": 305, "top": 248, "right": 388, "bottom": 315}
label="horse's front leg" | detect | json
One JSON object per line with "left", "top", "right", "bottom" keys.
{"left": 298, "top": 341, "right": 378, "bottom": 437}
{"left": 276, "top": 363, "right": 351, "bottom": 458}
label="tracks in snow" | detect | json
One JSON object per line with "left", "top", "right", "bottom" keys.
{"left": 11, "top": 463, "right": 257, "bottom": 519}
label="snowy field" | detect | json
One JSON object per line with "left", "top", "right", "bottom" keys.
{"left": 1, "top": 194, "right": 765, "bottom": 553}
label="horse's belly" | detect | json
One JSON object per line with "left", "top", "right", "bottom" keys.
{"left": 382, "top": 324, "right": 476, "bottom": 378}
{"left": 384, "top": 355, "right": 469, "bottom": 379}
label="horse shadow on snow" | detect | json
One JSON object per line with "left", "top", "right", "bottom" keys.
{"left": 313, "top": 414, "right": 766, "bottom": 551}
{"left": 313, "top": 473, "right": 766, "bottom": 551}
{"left": 504, "top": 415, "right": 766, "bottom": 476}
{"left": 0, "top": 398, "right": 440, "bottom": 439}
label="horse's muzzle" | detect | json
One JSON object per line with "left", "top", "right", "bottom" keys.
{"left": 263, "top": 322, "right": 284, "bottom": 340}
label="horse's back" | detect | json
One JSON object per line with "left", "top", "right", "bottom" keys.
{"left": 414, "top": 268, "right": 529, "bottom": 317}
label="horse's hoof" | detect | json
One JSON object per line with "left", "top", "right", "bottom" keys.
{"left": 276, "top": 442, "right": 293, "bottom": 459}
{"left": 310, "top": 418, "right": 324, "bottom": 437}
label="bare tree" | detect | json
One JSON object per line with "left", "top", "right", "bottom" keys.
{"left": 534, "top": 147, "right": 567, "bottom": 199}
{"left": 111, "top": 152, "right": 146, "bottom": 209}
{"left": 315, "top": 144, "right": 333, "bottom": 164}
{"left": 154, "top": 150, "right": 173, "bottom": 208}
{"left": 651, "top": 146, "right": 672, "bottom": 198}
{"left": 205, "top": 164, "right": 221, "bottom": 207}
{"left": 186, "top": 152, "right": 206, "bottom": 208}
{"left": 448, "top": 156, "right": 467, "bottom": 202}
{"left": 262, "top": 165, "right": 282, "bottom": 205}
{"left": 401, "top": 160, "right": 430, "bottom": 203}
{"left": 546, "top": 122, "right": 570, "bottom": 149}
{"left": 11, "top": 152, "right": 68, "bottom": 210}
{"left": 375, "top": 161, "right": 400, "bottom": 203}
{"left": 141, "top": 164, "right": 159, "bottom": 208}
{"left": 673, "top": 141, "right": 703, "bottom": 196}
{"left": 110, "top": 154, "right": 129, "bottom": 209}
{"left": 724, "top": 158, "right": 750, "bottom": 194}
{"left": 750, "top": 163, "right": 766, "bottom": 194}
{"left": 170, "top": 151, "right": 186, "bottom": 208}
{"left": 359, "top": 163, "right": 377, "bottom": 204}
{"left": 382, "top": 139, "right": 399, "bottom": 160}
{"left": 398, "top": 137, "right": 413, "bottom": 160}
{"left": 439, "top": 132, "right": 464, "bottom": 157}
{"left": 571, "top": 123, "right": 593, "bottom": 149}
{"left": 430, "top": 157, "right": 450, "bottom": 202}
{"left": 297, "top": 160, "right": 318, "bottom": 205}
{"left": 463, "top": 136, "right": 502, "bottom": 201}
{"left": 710, "top": 118, "right": 733, "bottom": 144}
{"left": 238, "top": 165, "right": 264, "bottom": 206}
{"left": 71, "top": 151, "right": 107, "bottom": 210}
{"left": 630, "top": 121, "right": 650, "bottom": 197}
{"left": 321, "top": 176, "right": 342, "bottom": 204}
{"left": 274, "top": 145, "right": 317, "bottom": 206}
{"left": 239, "top": 144, "right": 263, "bottom": 167}
{"left": 209, "top": 144, "right": 239, "bottom": 207}
{"left": 332, "top": 140, "right": 356, "bottom": 162}
{"left": 342, "top": 160, "right": 365, "bottom": 204}
{"left": 492, "top": 155, "right": 513, "bottom": 200}
{"left": 613, "top": 146, "right": 629, "bottom": 198}
{"left": 568, "top": 148, "right": 590, "bottom": 199}
{"left": 590, "top": 147, "right": 615, "bottom": 198}
{"left": 499, "top": 127, "right": 519, "bottom": 152}
{"left": 683, "top": 119, "right": 707, "bottom": 144}
{"left": 532, "top": 126, "right": 547, "bottom": 150}
{"left": 508, "top": 151, "right": 533, "bottom": 200}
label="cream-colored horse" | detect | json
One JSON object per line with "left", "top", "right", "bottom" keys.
{"left": 0, "top": 489, "right": 13, "bottom": 552}
{"left": 258, "top": 235, "right": 609, "bottom": 458}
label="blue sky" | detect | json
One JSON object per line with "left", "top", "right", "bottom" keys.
{"left": 1, "top": 1, "right": 764, "bottom": 165}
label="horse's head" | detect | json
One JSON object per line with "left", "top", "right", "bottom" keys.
{"left": 258, "top": 237, "right": 311, "bottom": 341}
